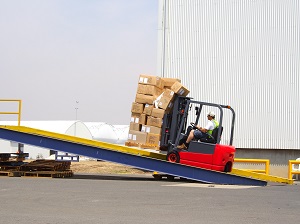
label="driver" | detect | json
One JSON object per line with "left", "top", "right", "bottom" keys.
{"left": 177, "top": 111, "right": 219, "bottom": 149}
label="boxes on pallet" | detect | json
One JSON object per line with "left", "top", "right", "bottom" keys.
{"left": 128, "top": 130, "right": 147, "bottom": 144}
{"left": 143, "top": 104, "right": 154, "bottom": 116}
{"left": 135, "top": 93, "right": 156, "bottom": 105}
{"left": 141, "top": 125, "right": 161, "bottom": 135}
{"left": 171, "top": 81, "right": 190, "bottom": 97}
{"left": 131, "top": 113, "right": 147, "bottom": 125}
{"left": 162, "top": 77, "right": 181, "bottom": 88}
{"left": 146, "top": 133, "right": 161, "bottom": 145}
{"left": 138, "top": 74, "right": 164, "bottom": 89}
{"left": 131, "top": 102, "right": 144, "bottom": 114}
{"left": 137, "top": 84, "right": 163, "bottom": 97}
{"left": 129, "top": 122, "right": 141, "bottom": 131}
{"left": 147, "top": 116, "right": 163, "bottom": 128}
{"left": 151, "top": 108, "right": 165, "bottom": 119}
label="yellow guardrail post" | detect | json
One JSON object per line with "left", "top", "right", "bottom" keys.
{"left": 234, "top": 158, "right": 270, "bottom": 175}
{"left": 0, "top": 99, "right": 22, "bottom": 126}
{"left": 288, "top": 160, "right": 300, "bottom": 180}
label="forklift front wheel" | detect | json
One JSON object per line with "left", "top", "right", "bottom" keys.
{"left": 167, "top": 151, "right": 180, "bottom": 163}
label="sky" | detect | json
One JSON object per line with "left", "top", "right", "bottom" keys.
{"left": 0, "top": 0, "right": 159, "bottom": 125}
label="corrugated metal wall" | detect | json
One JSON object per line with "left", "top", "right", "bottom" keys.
{"left": 158, "top": 0, "right": 300, "bottom": 149}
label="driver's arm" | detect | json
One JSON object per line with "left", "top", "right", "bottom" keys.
{"left": 195, "top": 125, "right": 208, "bottom": 133}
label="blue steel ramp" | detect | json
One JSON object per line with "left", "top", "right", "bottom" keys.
{"left": 0, "top": 125, "right": 267, "bottom": 186}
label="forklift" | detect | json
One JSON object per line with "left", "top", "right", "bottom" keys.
{"left": 154, "top": 96, "right": 236, "bottom": 180}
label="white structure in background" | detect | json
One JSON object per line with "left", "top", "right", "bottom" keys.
{"left": 0, "top": 121, "right": 93, "bottom": 159}
{"left": 84, "top": 122, "right": 129, "bottom": 145}
{"left": 157, "top": 0, "right": 300, "bottom": 150}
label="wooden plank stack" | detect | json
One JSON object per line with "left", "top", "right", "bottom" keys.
{"left": 0, "top": 159, "right": 73, "bottom": 178}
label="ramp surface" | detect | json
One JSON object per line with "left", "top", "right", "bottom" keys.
{"left": 0, "top": 125, "right": 267, "bottom": 186}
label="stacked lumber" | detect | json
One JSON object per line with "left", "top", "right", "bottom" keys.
{"left": 0, "top": 159, "right": 73, "bottom": 178}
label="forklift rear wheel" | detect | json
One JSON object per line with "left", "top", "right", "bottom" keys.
{"left": 167, "top": 151, "right": 180, "bottom": 163}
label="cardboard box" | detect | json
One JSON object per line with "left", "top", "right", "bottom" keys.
{"left": 157, "top": 95, "right": 173, "bottom": 110}
{"left": 137, "top": 84, "right": 163, "bottom": 97}
{"left": 146, "top": 133, "right": 161, "bottom": 146}
{"left": 131, "top": 113, "right": 147, "bottom": 125}
{"left": 131, "top": 102, "right": 144, "bottom": 114}
{"left": 165, "top": 101, "right": 174, "bottom": 114}
{"left": 151, "top": 108, "right": 165, "bottom": 119}
{"left": 162, "top": 77, "right": 181, "bottom": 88}
{"left": 162, "top": 88, "right": 175, "bottom": 100}
{"left": 141, "top": 125, "right": 161, "bottom": 135}
{"left": 171, "top": 81, "right": 190, "bottom": 96}
{"left": 135, "top": 93, "right": 156, "bottom": 105}
{"left": 143, "top": 104, "right": 154, "bottom": 116}
{"left": 147, "top": 116, "right": 163, "bottom": 128}
{"left": 138, "top": 74, "right": 164, "bottom": 89}
{"left": 129, "top": 122, "right": 141, "bottom": 131}
{"left": 128, "top": 130, "right": 147, "bottom": 144}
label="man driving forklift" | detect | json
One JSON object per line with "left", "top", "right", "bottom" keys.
{"left": 177, "top": 111, "right": 219, "bottom": 150}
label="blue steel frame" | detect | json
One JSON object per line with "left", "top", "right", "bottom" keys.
{"left": 0, "top": 128, "right": 267, "bottom": 186}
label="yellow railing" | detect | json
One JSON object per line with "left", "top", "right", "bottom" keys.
{"left": 288, "top": 160, "right": 300, "bottom": 180}
{"left": 0, "top": 99, "right": 22, "bottom": 126}
{"left": 234, "top": 158, "right": 270, "bottom": 175}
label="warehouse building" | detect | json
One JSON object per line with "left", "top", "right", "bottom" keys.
{"left": 157, "top": 0, "right": 300, "bottom": 171}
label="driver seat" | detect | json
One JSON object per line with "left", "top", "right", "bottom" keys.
{"left": 199, "top": 126, "right": 223, "bottom": 144}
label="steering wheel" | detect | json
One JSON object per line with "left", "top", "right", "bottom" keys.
{"left": 190, "top": 122, "right": 197, "bottom": 130}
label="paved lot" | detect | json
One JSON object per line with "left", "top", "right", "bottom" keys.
{"left": 1, "top": 174, "right": 299, "bottom": 224}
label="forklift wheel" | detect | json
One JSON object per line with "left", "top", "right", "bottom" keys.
{"left": 167, "top": 151, "right": 180, "bottom": 163}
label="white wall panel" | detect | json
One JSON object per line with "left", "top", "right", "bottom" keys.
{"left": 158, "top": 0, "right": 300, "bottom": 149}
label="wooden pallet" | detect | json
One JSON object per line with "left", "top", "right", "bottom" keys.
{"left": 125, "top": 141, "right": 160, "bottom": 150}
{"left": 0, "top": 170, "right": 23, "bottom": 177}
{"left": 22, "top": 171, "right": 73, "bottom": 178}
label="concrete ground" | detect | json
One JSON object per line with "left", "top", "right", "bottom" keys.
{"left": 0, "top": 174, "right": 299, "bottom": 224}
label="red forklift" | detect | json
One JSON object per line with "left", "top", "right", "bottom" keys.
{"left": 157, "top": 96, "right": 236, "bottom": 179}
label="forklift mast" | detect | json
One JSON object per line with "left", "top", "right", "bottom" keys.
{"left": 160, "top": 96, "right": 190, "bottom": 151}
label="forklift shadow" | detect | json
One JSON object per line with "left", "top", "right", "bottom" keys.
{"left": 70, "top": 173, "right": 197, "bottom": 183}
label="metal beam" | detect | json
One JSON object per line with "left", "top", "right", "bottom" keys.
{"left": 0, "top": 126, "right": 267, "bottom": 186}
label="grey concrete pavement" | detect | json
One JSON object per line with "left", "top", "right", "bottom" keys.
{"left": 0, "top": 174, "right": 299, "bottom": 224}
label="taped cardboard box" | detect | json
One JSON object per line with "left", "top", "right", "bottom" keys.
{"left": 162, "top": 77, "right": 181, "bottom": 88}
{"left": 129, "top": 122, "right": 141, "bottom": 131}
{"left": 131, "top": 102, "right": 144, "bottom": 114}
{"left": 138, "top": 74, "right": 164, "bottom": 89}
{"left": 146, "top": 133, "right": 161, "bottom": 146}
{"left": 157, "top": 95, "right": 173, "bottom": 110}
{"left": 135, "top": 93, "right": 156, "bottom": 105}
{"left": 137, "top": 84, "right": 163, "bottom": 97}
{"left": 147, "top": 116, "right": 163, "bottom": 128}
{"left": 131, "top": 113, "right": 147, "bottom": 125}
{"left": 128, "top": 130, "right": 147, "bottom": 144}
{"left": 141, "top": 125, "right": 161, "bottom": 135}
{"left": 165, "top": 101, "right": 174, "bottom": 113}
{"left": 143, "top": 104, "right": 154, "bottom": 116}
{"left": 162, "top": 88, "right": 175, "bottom": 100}
{"left": 151, "top": 108, "right": 165, "bottom": 119}
{"left": 171, "top": 81, "right": 190, "bottom": 97}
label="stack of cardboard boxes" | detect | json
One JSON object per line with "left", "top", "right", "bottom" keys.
{"left": 126, "top": 74, "right": 190, "bottom": 149}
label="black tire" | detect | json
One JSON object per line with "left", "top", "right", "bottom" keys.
{"left": 167, "top": 151, "right": 180, "bottom": 163}
{"left": 224, "top": 162, "right": 232, "bottom": 172}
